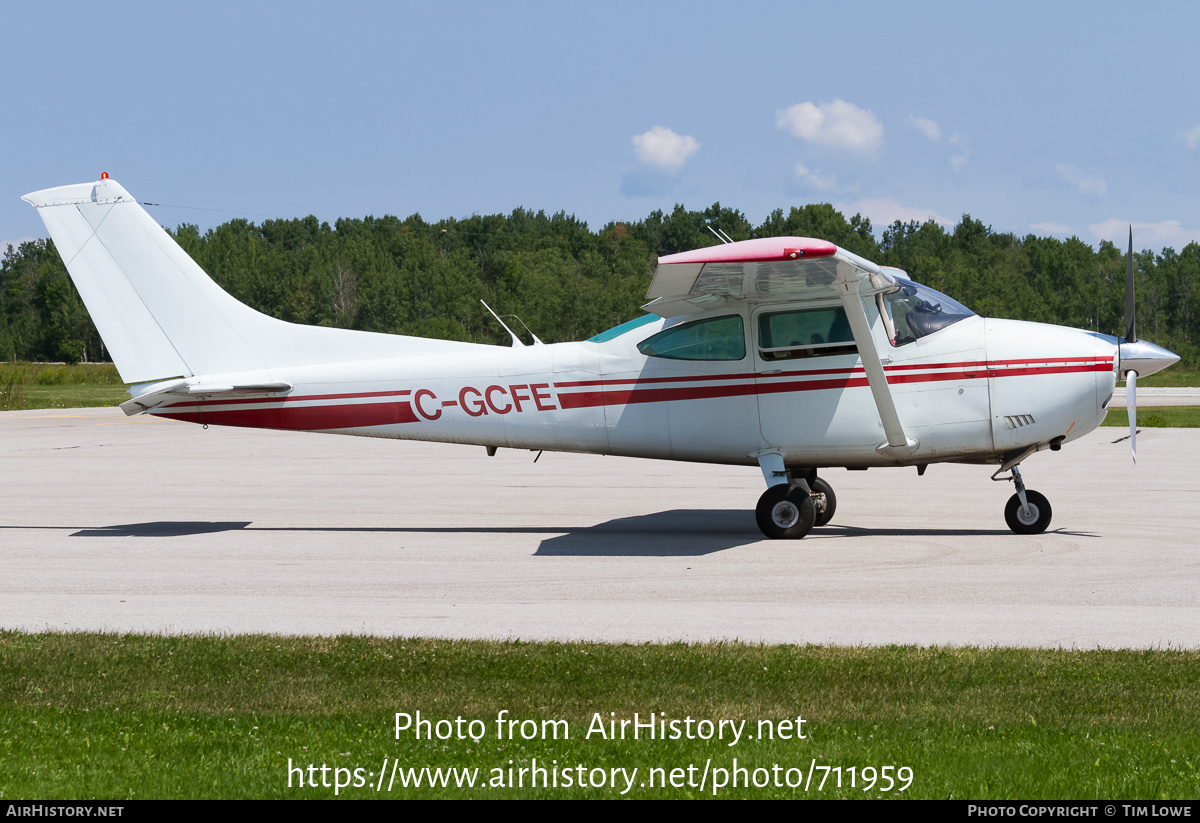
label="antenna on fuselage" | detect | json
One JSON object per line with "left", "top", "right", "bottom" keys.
{"left": 480, "top": 300, "right": 543, "bottom": 347}
{"left": 511, "top": 314, "right": 544, "bottom": 346}
{"left": 706, "top": 226, "right": 734, "bottom": 245}
{"left": 481, "top": 300, "right": 523, "bottom": 347}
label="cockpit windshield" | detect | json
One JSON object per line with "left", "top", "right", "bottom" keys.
{"left": 880, "top": 281, "right": 975, "bottom": 346}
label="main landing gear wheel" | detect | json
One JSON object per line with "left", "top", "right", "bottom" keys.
{"left": 756, "top": 485, "right": 816, "bottom": 540}
{"left": 1004, "top": 489, "right": 1052, "bottom": 535}
{"left": 810, "top": 477, "right": 837, "bottom": 528}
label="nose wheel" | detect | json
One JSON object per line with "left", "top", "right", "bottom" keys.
{"left": 998, "top": 464, "right": 1052, "bottom": 534}
{"left": 1005, "top": 489, "right": 1052, "bottom": 534}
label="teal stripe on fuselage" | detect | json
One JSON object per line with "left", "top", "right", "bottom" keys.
{"left": 588, "top": 314, "right": 658, "bottom": 343}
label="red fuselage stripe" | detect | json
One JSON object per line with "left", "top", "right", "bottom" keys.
{"left": 553, "top": 356, "right": 1113, "bottom": 389}
{"left": 556, "top": 362, "right": 1108, "bottom": 409}
{"left": 157, "top": 400, "right": 420, "bottom": 431}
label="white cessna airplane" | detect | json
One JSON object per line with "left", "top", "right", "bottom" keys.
{"left": 23, "top": 176, "right": 1179, "bottom": 539}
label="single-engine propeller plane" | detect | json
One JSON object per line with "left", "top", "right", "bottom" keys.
{"left": 23, "top": 177, "right": 1180, "bottom": 538}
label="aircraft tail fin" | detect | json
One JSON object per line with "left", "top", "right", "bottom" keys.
{"left": 23, "top": 177, "right": 477, "bottom": 384}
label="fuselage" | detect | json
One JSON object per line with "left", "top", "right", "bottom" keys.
{"left": 150, "top": 292, "right": 1119, "bottom": 471}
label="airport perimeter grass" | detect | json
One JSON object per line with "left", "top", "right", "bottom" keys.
{"left": 0, "top": 363, "right": 125, "bottom": 411}
{"left": 1101, "top": 406, "right": 1200, "bottom": 428}
{"left": 1132, "top": 364, "right": 1200, "bottom": 388}
{"left": 1, "top": 633, "right": 1197, "bottom": 800}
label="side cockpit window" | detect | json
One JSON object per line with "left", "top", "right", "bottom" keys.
{"left": 757, "top": 306, "right": 858, "bottom": 361}
{"left": 638, "top": 315, "right": 745, "bottom": 361}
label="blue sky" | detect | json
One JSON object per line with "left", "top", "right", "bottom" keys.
{"left": 4, "top": 1, "right": 1199, "bottom": 254}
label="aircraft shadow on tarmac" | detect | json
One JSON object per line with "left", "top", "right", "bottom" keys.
{"left": 530, "top": 515, "right": 1097, "bottom": 555}
{"left": 533, "top": 510, "right": 759, "bottom": 556}
{"left": 70, "top": 521, "right": 253, "bottom": 537}
{"left": 56, "top": 514, "right": 1094, "bottom": 554}
{"left": 61, "top": 513, "right": 759, "bottom": 554}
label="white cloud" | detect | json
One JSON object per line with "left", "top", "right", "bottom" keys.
{"left": 776, "top": 99, "right": 884, "bottom": 154}
{"left": 1184, "top": 125, "right": 1200, "bottom": 149}
{"left": 835, "top": 198, "right": 953, "bottom": 228}
{"left": 943, "top": 133, "right": 970, "bottom": 172}
{"left": 1089, "top": 219, "right": 1200, "bottom": 251}
{"left": 1055, "top": 164, "right": 1106, "bottom": 197}
{"left": 630, "top": 126, "right": 699, "bottom": 174}
{"left": 907, "top": 115, "right": 941, "bottom": 143}
{"left": 793, "top": 164, "right": 838, "bottom": 191}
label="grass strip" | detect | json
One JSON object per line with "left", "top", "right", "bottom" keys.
{"left": 1129, "top": 366, "right": 1200, "bottom": 388}
{"left": 1101, "top": 406, "right": 1200, "bottom": 428}
{"left": 1, "top": 633, "right": 1197, "bottom": 799}
{"left": 0, "top": 363, "right": 125, "bottom": 411}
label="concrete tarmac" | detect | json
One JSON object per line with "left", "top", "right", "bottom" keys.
{"left": 1112, "top": 387, "right": 1200, "bottom": 407}
{"left": 2, "top": 407, "right": 1198, "bottom": 648}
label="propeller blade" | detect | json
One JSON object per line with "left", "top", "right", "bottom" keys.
{"left": 1127, "top": 369, "right": 1137, "bottom": 465}
{"left": 1125, "top": 226, "right": 1137, "bottom": 344}
{"left": 1123, "top": 226, "right": 1138, "bottom": 464}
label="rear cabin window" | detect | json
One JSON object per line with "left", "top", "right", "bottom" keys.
{"left": 637, "top": 315, "right": 745, "bottom": 361}
{"left": 757, "top": 306, "right": 857, "bottom": 361}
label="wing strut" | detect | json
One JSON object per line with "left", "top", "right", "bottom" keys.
{"left": 834, "top": 278, "right": 919, "bottom": 458}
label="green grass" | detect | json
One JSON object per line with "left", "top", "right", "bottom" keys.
{"left": 1101, "top": 406, "right": 1200, "bottom": 428}
{"left": 0, "top": 363, "right": 126, "bottom": 410}
{"left": 2, "top": 633, "right": 1198, "bottom": 799}
{"left": 1128, "top": 365, "right": 1200, "bottom": 388}
{"left": 0, "top": 362, "right": 123, "bottom": 386}
{"left": 16, "top": 384, "right": 131, "bottom": 409}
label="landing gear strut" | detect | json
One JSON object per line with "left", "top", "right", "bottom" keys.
{"left": 810, "top": 476, "right": 837, "bottom": 528}
{"left": 999, "top": 464, "right": 1052, "bottom": 534}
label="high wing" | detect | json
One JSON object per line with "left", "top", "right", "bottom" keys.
{"left": 642, "top": 237, "right": 898, "bottom": 317}
{"left": 645, "top": 237, "right": 917, "bottom": 458}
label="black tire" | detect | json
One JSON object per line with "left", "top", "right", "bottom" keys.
{"left": 810, "top": 477, "right": 837, "bottom": 527}
{"left": 755, "top": 484, "right": 817, "bottom": 539}
{"left": 1004, "top": 490, "right": 1052, "bottom": 534}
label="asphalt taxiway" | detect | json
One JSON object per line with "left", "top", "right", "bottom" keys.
{"left": 3, "top": 407, "right": 1197, "bottom": 647}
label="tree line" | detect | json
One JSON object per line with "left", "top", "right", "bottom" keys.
{"left": 2, "top": 202, "right": 1197, "bottom": 370}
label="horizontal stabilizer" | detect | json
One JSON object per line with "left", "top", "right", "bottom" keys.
{"left": 121, "top": 379, "right": 293, "bottom": 416}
